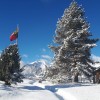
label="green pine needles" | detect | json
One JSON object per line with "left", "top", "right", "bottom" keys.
{"left": 0, "top": 44, "right": 24, "bottom": 85}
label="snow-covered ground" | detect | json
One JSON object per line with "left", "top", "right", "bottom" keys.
{"left": 0, "top": 79, "right": 100, "bottom": 100}
{"left": 56, "top": 84, "right": 100, "bottom": 100}
{"left": 0, "top": 79, "right": 59, "bottom": 100}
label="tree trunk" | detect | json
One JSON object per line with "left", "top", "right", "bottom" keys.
{"left": 5, "top": 79, "right": 11, "bottom": 86}
{"left": 93, "top": 72, "right": 95, "bottom": 84}
{"left": 74, "top": 72, "right": 79, "bottom": 82}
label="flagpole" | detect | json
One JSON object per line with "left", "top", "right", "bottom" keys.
{"left": 16, "top": 24, "right": 19, "bottom": 45}
{"left": 16, "top": 38, "right": 18, "bottom": 45}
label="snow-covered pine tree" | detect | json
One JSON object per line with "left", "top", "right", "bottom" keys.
{"left": 0, "top": 44, "right": 23, "bottom": 85}
{"left": 49, "top": 1, "right": 99, "bottom": 83}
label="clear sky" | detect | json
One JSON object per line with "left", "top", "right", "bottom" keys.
{"left": 0, "top": 0, "right": 100, "bottom": 63}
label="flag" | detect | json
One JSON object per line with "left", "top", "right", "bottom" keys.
{"left": 10, "top": 27, "right": 19, "bottom": 41}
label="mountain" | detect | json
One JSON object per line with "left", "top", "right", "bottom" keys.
{"left": 22, "top": 60, "right": 48, "bottom": 79}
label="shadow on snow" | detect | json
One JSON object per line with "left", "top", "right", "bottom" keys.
{"left": 22, "top": 86, "right": 44, "bottom": 90}
{"left": 45, "top": 83, "right": 92, "bottom": 92}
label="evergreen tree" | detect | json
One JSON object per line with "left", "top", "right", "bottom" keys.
{"left": 49, "top": 1, "right": 99, "bottom": 83}
{"left": 0, "top": 44, "right": 23, "bottom": 85}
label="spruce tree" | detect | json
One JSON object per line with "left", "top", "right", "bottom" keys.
{"left": 0, "top": 44, "right": 23, "bottom": 85}
{"left": 49, "top": 1, "right": 99, "bottom": 83}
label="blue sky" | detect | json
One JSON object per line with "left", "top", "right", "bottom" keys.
{"left": 0, "top": 0, "right": 100, "bottom": 63}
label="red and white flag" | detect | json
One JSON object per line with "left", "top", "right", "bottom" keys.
{"left": 10, "top": 27, "right": 19, "bottom": 41}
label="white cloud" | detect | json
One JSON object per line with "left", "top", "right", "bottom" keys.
{"left": 20, "top": 61, "right": 25, "bottom": 68}
{"left": 41, "top": 55, "right": 51, "bottom": 60}
{"left": 22, "top": 54, "right": 28, "bottom": 58}
{"left": 41, "top": 55, "right": 52, "bottom": 64}
{"left": 42, "top": 48, "right": 46, "bottom": 52}
{"left": 91, "top": 54, "right": 100, "bottom": 62}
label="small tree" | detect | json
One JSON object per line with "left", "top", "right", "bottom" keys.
{"left": 0, "top": 44, "right": 23, "bottom": 85}
{"left": 49, "top": 1, "right": 99, "bottom": 83}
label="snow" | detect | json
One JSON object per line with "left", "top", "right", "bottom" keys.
{"left": 91, "top": 54, "right": 100, "bottom": 62}
{"left": 89, "top": 62, "right": 100, "bottom": 68}
{"left": 0, "top": 79, "right": 59, "bottom": 100}
{"left": 16, "top": 51, "right": 100, "bottom": 100}
{"left": 93, "top": 63, "right": 100, "bottom": 68}
{"left": 33, "top": 82, "right": 100, "bottom": 100}
{"left": 56, "top": 84, "right": 100, "bottom": 100}
{"left": 0, "top": 79, "right": 100, "bottom": 100}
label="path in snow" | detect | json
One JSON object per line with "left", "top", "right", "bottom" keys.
{"left": 33, "top": 81, "right": 100, "bottom": 100}
{"left": 1, "top": 79, "right": 100, "bottom": 100}
{"left": 0, "top": 79, "right": 59, "bottom": 100}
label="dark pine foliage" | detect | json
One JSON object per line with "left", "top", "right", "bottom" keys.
{"left": 0, "top": 44, "right": 24, "bottom": 85}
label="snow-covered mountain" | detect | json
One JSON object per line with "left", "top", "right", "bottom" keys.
{"left": 22, "top": 60, "right": 48, "bottom": 79}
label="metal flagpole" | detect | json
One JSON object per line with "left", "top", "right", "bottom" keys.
{"left": 16, "top": 24, "right": 19, "bottom": 45}
{"left": 16, "top": 38, "right": 18, "bottom": 45}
